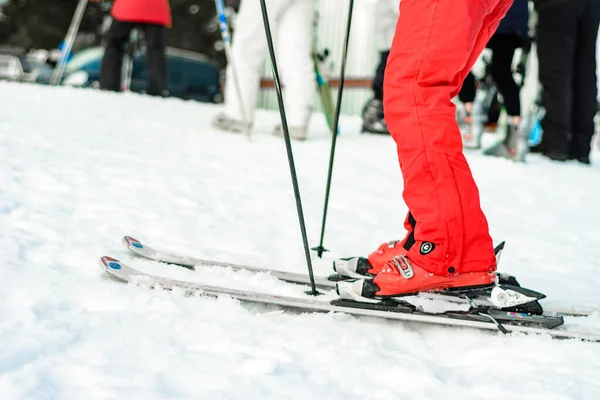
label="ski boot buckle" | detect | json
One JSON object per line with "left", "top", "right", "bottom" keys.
{"left": 393, "top": 255, "right": 414, "bottom": 279}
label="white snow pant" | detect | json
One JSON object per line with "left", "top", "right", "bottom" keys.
{"left": 375, "top": 0, "right": 401, "bottom": 52}
{"left": 223, "top": 0, "right": 314, "bottom": 129}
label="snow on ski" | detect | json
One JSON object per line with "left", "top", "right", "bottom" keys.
{"left": 99, "top": 256, "right": 600, "bottom": 343}
{"left": 122, "top": 236, "right": 596, "bottom": 318}
{"left": 122, "top": 235, "right": 336, "bottom": 289}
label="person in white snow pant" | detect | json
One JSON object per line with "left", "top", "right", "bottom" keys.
{"left": 212, "top": 0, "right": 314, "bottom": 139}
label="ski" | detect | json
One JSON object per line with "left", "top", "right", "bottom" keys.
{"left": 122, "top": 236, "right": 595, "bottom": 318}
{"left": 99, "top": 256, "right": 600, "bottom": 343}
{"left": 122, "top": 236, "right": 335, "bottom": 289}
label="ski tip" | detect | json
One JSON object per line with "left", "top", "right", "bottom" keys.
{"left": 122, "top": 236, "right": 143, "bottom": 249}
{"left": 100, "top": 256, "right": 123, "bottom": 271}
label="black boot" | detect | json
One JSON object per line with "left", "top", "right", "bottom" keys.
{"left": 361, "top": 98, "right": 389, "bottom": 134}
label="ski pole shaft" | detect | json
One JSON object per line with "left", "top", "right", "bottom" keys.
{"left": 313, "top": 0, "right": 354, "bottom": 257}
{"left": 121, "top": 29, "right": 137, "bottom": 91}
{"left": 258, "top": 0, "right": 320, "bottom": 296}
{"left": 51, "top": 0, "right": 88, "bottom": 85}
{"left": 214, "top": 0, "right": 251, "bottom": 136}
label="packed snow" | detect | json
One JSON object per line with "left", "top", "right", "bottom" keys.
{"left": 1, "top": 81, "right": 600, "bottom": 399}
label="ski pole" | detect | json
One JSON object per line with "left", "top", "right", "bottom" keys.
{"left": 121, "top": 28, "right": 138, "bottom": 91}
{"left": 51, "top": 0, "right": 89, "bottom": 85}
{"left": 312, "top": 0, "right": 354, "bottom": 258}
{"left": 258, "top": 0, "right": 321, "bottom": 296}
{"left": 214, "top": 0, "right": 252, "bottom": 137}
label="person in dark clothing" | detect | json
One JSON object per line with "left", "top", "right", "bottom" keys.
{"left": 362, "top": 50, "right": 390, "bottom": 134}
{"left": 458, "top": 33, "right": 527, "bottom": 122}
{"left": 100, "top": 0, "right": 171, "bottom": 96}
{"left": 532, "top": 0, "right": 600, "bottom": 164}
{"left": 458, "top": 72, "right": 477, "bottom": 112}
{"left": 457, "top": 0, "right": 530, "bottom": 157}
{"left": 371, "top": 51, "right": 389, "bottom": 104}
{"left": 361, "top": 0, "right": 399, "bottom": 135}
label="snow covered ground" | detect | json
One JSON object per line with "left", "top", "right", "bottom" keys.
{"left": 1, "top": 81, "right": 600, "bottom": 399}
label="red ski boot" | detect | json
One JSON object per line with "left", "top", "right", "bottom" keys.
{"left": 333, "top": 240, "right": 406, "bottom": 279}
{"left": 336, "top": 251, "right": 496, "bottom": 299}
{"left": 373, "top": 253, "right": 496, "bottom": 296}
{"left": 334, "top": 239, "right": 505, "bottom": 282}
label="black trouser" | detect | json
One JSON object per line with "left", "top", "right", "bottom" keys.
{"left": 458, "top": 33, "right": 525, "bottom": 117}
{"left": 459, "top": 72, "right": 477, "bottom": 105}
{"left": 535, "top": 0, "right": 600, "bottom": 159}
{"left": 372, "top": 50, "right": 390, "bottom": 101}
{"left": 100, "top": 19, "right": 167, "bottom": 96}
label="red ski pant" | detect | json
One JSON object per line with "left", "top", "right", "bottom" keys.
{"left": 383, "top": 0, "right": 513, "bottom": 276}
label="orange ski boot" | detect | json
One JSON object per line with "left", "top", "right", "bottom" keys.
{"left": 336, "top": 251, "right": 496, "bottom": 299}
{"left": 333, "top": 240, "right": 406, "bottom": 279}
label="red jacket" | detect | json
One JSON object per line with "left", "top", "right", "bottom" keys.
{"left": 111, "top": 0, "right": 172, "bottom": 27}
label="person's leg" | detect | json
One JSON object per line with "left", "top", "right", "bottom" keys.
{"left": 488, "top": 33, "right": 521, "bottom": 119}
{"left": 276, "top": 0, "right": 314, "bottom": 134}
{"left": 458, "top": 72, "right": 476, "bottom": 108}
{"left": 362, "top": 51, "right": 391, "bottom": 134}
{"left": 100, "top": 19, "right": 133, "bottom": 91}
{"left": 142, "top": 23, "right": 168, "bottom": 96}
{"left": 373, "top": 51, "right": 390, "bottom": 101}
{"left": 371, "top": 0, "right": 513, "bottom": 295}
{"left": 457, "top": 71, "right": 482, "bottom": 149}
{"left": 483, "top": 33, "right": 528, "bottom": 160}
{"left": 218, "top": 0, "right": 287, "bottom": 126}
{"left": 535, "top": 0, "right": 583, "bottom": 158}
{"left": 451, "top": 0, "right": 513, "bottom": 100}
{"left": 570, "top": 0, "right": 600, "bottom": 163}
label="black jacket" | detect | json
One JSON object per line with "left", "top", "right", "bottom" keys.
{"left": 496, "top": 0, "right": 529, "bottom": 36}
{"left": 532, "top": 0, "right": 572, "bottom": 10}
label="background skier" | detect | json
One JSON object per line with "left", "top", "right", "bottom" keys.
{"left": 530, "top": 0, "right": 600, "bottom": 164}
{"left": 361, "top": 0, "right": 400, "bottom": 135}
{"left": 458, "top": 0, "right": 529, "bottom": 158}
{"left": 212, "top": 0, "right": 314, "bottom": 140}
{"left": 99, "top": 0, "right": 171, "bottom": 96}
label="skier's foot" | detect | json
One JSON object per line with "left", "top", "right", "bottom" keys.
{"left": 333, "top": 240, "right": 405, "bottom": 279}
{"left": 337, "top": 252, "right": 496, "bottom": 298}
{"left": 332, "top": 257, "right": 374, "bottom": 279}
{"left": 272, "top": 124, "right": 308, "bottom": 141}
{"left": 335, "top": 239, "right": 507, "bottom": 281}
{"left": 484, "top": 122, "right": 498, "bottom": 132}
{"left": 460, "top": 114, "right": 483, "bottom": 149}
{"left": 483, "top": 120, "right": 525, "bottom": 162}
{"left": 528, "top": 144, "right": 569, "bottom": 162}
{"left": 212, "top": 112, "right": 251, "bottom": 134}
{"left": 530, "top": 142, "right": 575, "bottom": 162}
{"left": 504, "top": 120, "right": 524, "bottom": 161}
{"left": 374, "top": 253, "right": 495, "bottom": 296}
{"left": 528, "top": 143, "right": 545, "bottom": 154}
{"left": 568, "top": 154, "right": 591, "bottom": 165}
{"left": 361, "top": 98, "right": 389, "bottom": 134}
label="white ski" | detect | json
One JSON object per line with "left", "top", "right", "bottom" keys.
{"left": 123, "top": 235, "right": 335, "bottom": 289}
{"left": 122, "top": 236, "right": 595, "bottom": 318}
{"left": 99, "top": 256, "right": 600, "bottom": 343}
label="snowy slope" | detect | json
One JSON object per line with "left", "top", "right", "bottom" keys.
{"left": 1, "top": 82, "right": 600, "bottom": 399}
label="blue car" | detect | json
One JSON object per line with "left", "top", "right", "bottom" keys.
{"left": 39, "top": 46, "right": 223, "bottom": 103}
